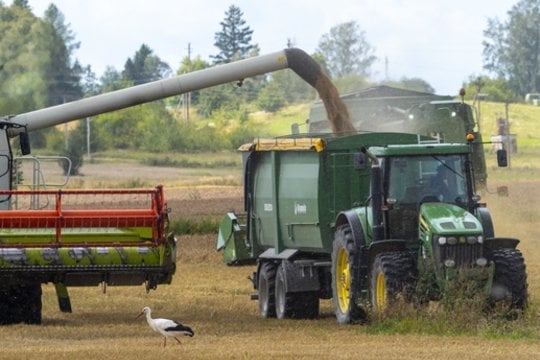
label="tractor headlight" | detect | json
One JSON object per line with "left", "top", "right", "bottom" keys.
{"left": 477, "top": 235, "right": 483, "bottom": 244}
{"left": 444, "top": 259, "right": 456, "bottom": 268}
{"left": 466, "top": 236, "right": 477, "bottom": 244}
{"left": 438, "top": 236, "right": 447, "bottom": 245}
{"left": 476, "top": 257, "right": 488, "bottom": 267}
{"left": 447, "top": 236, "right": 458, "bottom": 245}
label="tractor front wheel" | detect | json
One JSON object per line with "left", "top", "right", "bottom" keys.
{"left": 490, "top": 248, "right": 528, "bottom": 316}
{"left": 370, "top": 251, "right": 416, "bottom": 313}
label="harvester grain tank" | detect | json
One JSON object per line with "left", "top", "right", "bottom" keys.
{"left": 302, "top": 85, "right": 488, "bottom": 189}
{"left": 0, "top": 48, "right": 333, "bottom": 324}
{"left": 217, "top": 133, "right": 527, "bottom": 322}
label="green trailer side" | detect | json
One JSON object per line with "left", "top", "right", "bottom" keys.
{"left": 221, "top": 133, "right": 432, "bottom": 262}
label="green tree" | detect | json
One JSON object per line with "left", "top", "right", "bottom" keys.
{"left": 43, "top": 4, "right": 83, "bottom": 105}
{"left": 197, "top": 84, "right": 240, "bottom": 118}
{"left": 12, "top": 0, "right": 30, "bottom": 9}
{"left": 99, "top": 66, "right": 132, "bottom": 92}
{"left": 50, "top": 120, "right": 86, "bottom": 175}
{"left": 211, "top": 5, "right": 254, "bottom": 64}
{"left": 94, "top": 106, "right": 145, "bottom": 150}
{"left": 138, "top": 103, "right": 178, "bottom": 152}
{"left": 122, "top": 44, "right": 171, "bottom": 85}
{"left": 269, "top": 69, "right": 316, "bottom": 103}
{"left": 0, "top": 4, "right": 49, "bottom": 114}
{"left": 174, "top": 55, "right": 210, "bottom": 105}
{"left": 256, "top": 80, "right": 286, "bottom": 112}
{"left": 461, "top": 75, "right": 517, "bottom": 102}
{"left": 483, "top": 0, "right": 540, "bottom": 96}
{"left": 80, "top": 65, "right": 99, "bottom": 96}
{"left": 317, "top": 21, "right": 377, "bottom": 78}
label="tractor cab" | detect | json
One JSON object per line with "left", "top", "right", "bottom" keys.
{"left": 370, "top": 144, "right": 474, "bottom": 243}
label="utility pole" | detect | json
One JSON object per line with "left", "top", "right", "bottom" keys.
{"left": 384, "top": 56, "right": 389, "bottom": 81}
{"left": 504, "top": 102, "right": 511, "bottom": 168}
{"left": 183, "top": 43, "right": 192, "bottom": 122}
{"left": 86, "top": 117, "right": 91, "bottom": 162}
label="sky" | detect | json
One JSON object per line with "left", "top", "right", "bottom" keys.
{"left": 27, "top": 0, "right": 519, "bottom": 95}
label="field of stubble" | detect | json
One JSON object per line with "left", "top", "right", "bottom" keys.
{"left": 0, "top": 160, "right": 538, "bottom": 360}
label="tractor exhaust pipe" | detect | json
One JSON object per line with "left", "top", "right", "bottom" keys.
{"left": 362, "top": 147, "right": 384, "bottom": 242}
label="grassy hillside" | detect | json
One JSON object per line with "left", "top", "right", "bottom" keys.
{"left": 478, "top": 101, "right": 539, "bottom": 150}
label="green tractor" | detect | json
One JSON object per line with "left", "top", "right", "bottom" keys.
{"left": 218, "top": 132, "right": 527, "bottom": 322}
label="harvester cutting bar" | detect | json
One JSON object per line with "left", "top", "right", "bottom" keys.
{"left": 0, "top": 186, "right": 166, "bottom": 248}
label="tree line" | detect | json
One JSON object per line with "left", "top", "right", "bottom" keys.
{"left": 1, "top": 1, "right": 538, "bottom": 174}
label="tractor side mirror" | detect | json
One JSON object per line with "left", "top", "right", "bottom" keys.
{"left": 19, "top": 131, "right": 31, "bottom": 155}
{"left": 496, "top": 149, "right": 507, "bottom": 167}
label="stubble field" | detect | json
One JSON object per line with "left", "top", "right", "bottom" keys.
{"left": 0, "top": 158, "right": 539, "bottom": 359}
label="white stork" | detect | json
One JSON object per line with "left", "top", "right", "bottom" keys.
{"left": 137, "top": 306, "right": 194, "bottom": 347}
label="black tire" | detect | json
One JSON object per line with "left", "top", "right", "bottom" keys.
{"left": 370, "top": 251, "right": 416, "bottom": 313}
{"left": 275, "top": 265, "right": 319, "bottom": 319}
{"left": 331, "top": 224, "right": 365, "bottom": 324}
{"left": 23, "top": 283, "right": 43, "bottom": 324}
{"left": 258, "top": 261, "right": 277, "bottom": 318}
{"left": 0, "top": 283, "right": 42, "bottom": 325}
{"left": 490, "top": 248, "right": 528, "bottom": 314}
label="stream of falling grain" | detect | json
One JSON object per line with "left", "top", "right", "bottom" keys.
{"left": 315, "top": 73, "right": 356, "bottom": 134}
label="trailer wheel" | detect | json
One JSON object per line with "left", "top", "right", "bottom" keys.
{"left": 275, "top": 265, "right": 319, "bottom": 319}
{"left": 370, "top": 251, "right": 416, "bottom": 313}
{"left": 490, "top": 248, "right": 528, "bottom": 316}
{"left": 332, "top": 224, "right": 365, "bottom": 324}
{"left": 258, "top": 261, "right": 277, "bottom": 318}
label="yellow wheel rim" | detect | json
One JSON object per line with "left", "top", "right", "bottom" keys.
{"left": 336, "top": 247, "right": 351, "bottom": 313}
{"left": 375, "top": 272, "right": 387, "bottom": 311}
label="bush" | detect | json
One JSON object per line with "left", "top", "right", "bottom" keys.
{"left": 256, "top": 81, "right": 286, "bottom": 112}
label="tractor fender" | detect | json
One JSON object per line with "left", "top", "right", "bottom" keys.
{"left": 335, "top": 210, "right": 368, "bottom": 289}
{"left": 484, "top": 237, "right": 520, "bottom": 251}
{"left": 367, "top": 239, "right": 408, "bottom": 270}
{"left": 477, "top": 207, "right": 495, "bottom": 239}
{"left": 335, "top": 209, "right": 366, "bottom": 250}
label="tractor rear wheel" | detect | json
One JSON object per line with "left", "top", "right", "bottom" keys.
{"left": 275, "top": 265, "right": 319, "bottom": 319}
{"left": 370, "top": 251, "right": 416, "bottom": 313}
{"left": 258, "top": 261, "right": 277, "bottom": 318}
{"left": 490, "top": 248, "right": 528, "bottom": 315}
{"left": 331, "top": 224, "right": 365, "bottom": 324}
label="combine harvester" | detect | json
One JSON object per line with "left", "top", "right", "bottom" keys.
{"left": 0, "top": 48, "right": 335, "bottom": 324}
{"left": 300, "top": 85, "right": 488, "bottom": 189}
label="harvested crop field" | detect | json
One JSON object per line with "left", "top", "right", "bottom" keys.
{"left": 1, "top": 160, "right": 539, "bottom": 359}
